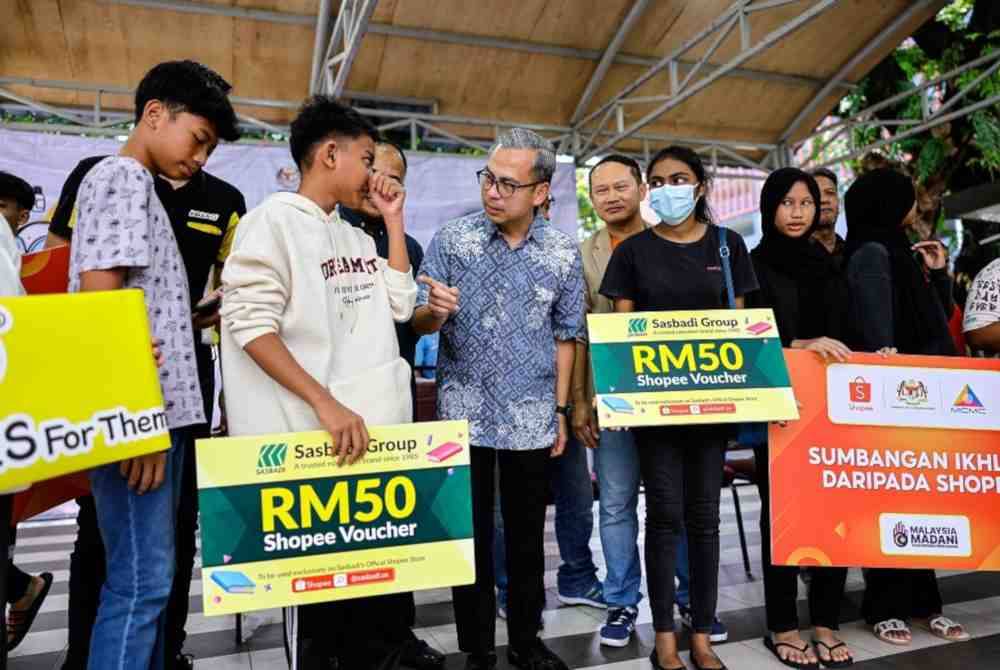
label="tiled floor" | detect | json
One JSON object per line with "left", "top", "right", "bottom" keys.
{"left": 8, "top": 487, "right": 1000, "bottom": 669}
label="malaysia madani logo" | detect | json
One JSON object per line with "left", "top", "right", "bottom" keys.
{"left": 952, "top": 384, "right": 986, "bottom": 415}
{"left": 893, "top": 521, "right": 909, "bottom": 548}
{"left": 627, "top": 318, "right": 647, "bottom": 336}
{"left": 256, "top": 443, "right": 288, "bottom": 472}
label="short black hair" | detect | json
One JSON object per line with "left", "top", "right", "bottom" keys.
{"left": 589, "top": 154, "right": 642, "bottom": 189}
{"left": 290, "top": 95, "right": 379, "bottom": 169}
{"left": 0, "top": 172, "right": 34, "bottom": 211}
{"left": 647, "top": 145, "right": 715, "bottom": 224}
{"left": 810, "top": 167, "right": 838, "bottom": 187}
{"left": 377, "top": 140, "right": 408, "bottom": 174}
{"left": 135, "top": 60, "right": 240, "bottom": 142}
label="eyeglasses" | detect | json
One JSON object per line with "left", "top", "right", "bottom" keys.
{"left": 476, "top": 168, "right": 546, "bottom": 198}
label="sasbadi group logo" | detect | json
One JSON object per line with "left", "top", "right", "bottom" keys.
{"left": 256, "top": 443, "right": 288, "bottom": 474}
{"left": 952, "top": 384, "right": 987, "bottom": 415}
{"left": 895, "top": 379, "right": 930, "bottom": 408}
{"left": 893, "top": 521, "right": 909, "bottom": 548}
{"left": 627, "top": 318, "right": 648, "bottom": 337}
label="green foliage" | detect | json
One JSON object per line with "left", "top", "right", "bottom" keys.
{"left": 916, "top": 137, "right": 949, "bottom": 181}
{"left": 576, "top": 168, "right": 602, "bottom": 240}
{"left": 970, "top": 110, "right": 1000, "bottom": 175}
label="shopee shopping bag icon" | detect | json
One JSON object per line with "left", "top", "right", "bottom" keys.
{"left": 850, "top": 377, "right": 871, "bottom": 403}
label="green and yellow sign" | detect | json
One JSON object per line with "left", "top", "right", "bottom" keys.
{"left": 196, "top": 421, "right": 474, "bottom": 616}
{"left": 588, "top": 309, "right": 798, "bottom": 428}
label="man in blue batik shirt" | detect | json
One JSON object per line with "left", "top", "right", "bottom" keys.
{"left": 413, "top": 129, "right": 584, "bottom": 670}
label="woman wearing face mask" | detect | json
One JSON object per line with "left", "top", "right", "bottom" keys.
{"left": 745, "top": 168, "right": 853, "bottom": 669}
{"left": 600, "top": 146, "right": 757, "bottom": 670}
{"left": 845, "top": 168, "right": 970, "bottom": 647}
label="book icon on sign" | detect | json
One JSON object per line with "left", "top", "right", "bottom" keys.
{"left": 428, "top": 442, "right": 463, "bottom": 463}
{"left": 601, "top": 397, "right": 635, "bottom": 414}
{"left": 746, "top": 321, "right": 773, "bottom": 335}
{"left": 211, "top": 570, "right": 256, "bottom": 594}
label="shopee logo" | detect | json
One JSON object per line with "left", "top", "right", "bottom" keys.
{"left": 849, "top": 377, "right": 871, "bottom": 403}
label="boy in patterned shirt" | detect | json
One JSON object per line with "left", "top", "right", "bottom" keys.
{"left": 67, "top": 60, "right": 239, "bottom": 670}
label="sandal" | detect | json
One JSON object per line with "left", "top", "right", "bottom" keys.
{"left": 915, "top": 615, "right": 971, "bottom": 642}
{"left": 873, "top": 619, "right": 911, "bottom": 646}
{"left": 812, "top": 639, "right": 854, "bottom": 668}
{"left": 691, "top": 650, "right": 728, "bottom": 670}
{"left": 7, "top": 572, "right": 53, "bottom": 651}
{"left": 763, "top": 637, "right": 819, "bottom": 669}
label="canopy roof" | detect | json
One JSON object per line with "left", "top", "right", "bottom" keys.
{"left": 0, "top": 0, "right": 945, "bottom": 167}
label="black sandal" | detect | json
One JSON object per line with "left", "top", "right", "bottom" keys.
{"left": 7, "top": 572, "right": 53, "bottom": 651}
{"left": 763, "top": 637, "right": 820, "bottom": 670}
{"left": 812, "top": 639, "right": 854, "bottom": 668}
{"left": 690, "top": 651, "right": 728, "bottom": 670}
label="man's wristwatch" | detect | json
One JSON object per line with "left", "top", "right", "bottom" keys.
{"left": 556, "top": 404, "right": 573, "bottom": 418}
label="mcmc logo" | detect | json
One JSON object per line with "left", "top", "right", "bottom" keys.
{"left": 257, "top": 443, "right": 288, "bottom": 472}
{"left": 628, "top": 318, "right": 648, "bottom": 336}
{"left": 952, "top": 384, "right": 986, "bottom": 415}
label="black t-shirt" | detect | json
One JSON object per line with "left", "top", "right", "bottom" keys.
{"left": 600, "top": 225, "right": 757, "bottom": 311}
{"left": 48, "top": 156, "right": 247, "bottom": 308}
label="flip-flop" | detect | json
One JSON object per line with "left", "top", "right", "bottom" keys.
{"left": 763, "top": 637, "right": 820, "bottom": 670}
{"left": 872, "top": 619, "right": 911, "bottom": 646}
{"left": 915, "top": 615, "right": 971, "bottom": 642}
{"left": 812, "top": 639, "right": 854, "bottom": 668}
{"left": 7, "top": 572, "right": 53, "bottom": 650}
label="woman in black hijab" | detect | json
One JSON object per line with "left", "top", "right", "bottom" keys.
{"left": 845, "top": 168, "right": 969, "bottom": 647}
{"left": 746, "top": 168, "right": 853, "bottom": 669}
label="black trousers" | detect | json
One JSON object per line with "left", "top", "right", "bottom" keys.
{"left": 6, "top": 527, "right": 30, "bottom": 604}
{"left": 453, "top": 446, "right": 550, "bottom": 654}
{"left": 862, "top": 569, "right": 943, "bottom": 624}
{"left": 754, "top": 444, "right": 847, "bottom": 632}
{"left": 635, "top": 425, "right": 725, "bottom": 633}
{"left": 291, "top": 594, "right": 409, "bottom": 669}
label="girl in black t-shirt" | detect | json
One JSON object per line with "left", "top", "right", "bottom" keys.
{"left": 745, "top": 168, "right": 853, "bottom": 669}
{"left": 600, "top": 146, "right": 757, "bottom": 670}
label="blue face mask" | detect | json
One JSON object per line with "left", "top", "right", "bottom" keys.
{"left": 649, "top": 184, "right": 699, "bottom": 226}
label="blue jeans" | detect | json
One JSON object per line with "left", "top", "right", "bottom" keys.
{"left": 593, "top": 429, "right": 642, "bottom": 609}
{"left": 87, "top": 428, "right": 187, "bottom": 670}
{"left": 495, "top": 437, "right": 598, "bottom": 596}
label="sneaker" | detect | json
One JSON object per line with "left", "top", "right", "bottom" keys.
{"left": 173, "top": 654, "right": 194, "bottom": 670}
{"left": 507, "top": 638, "right": 569, "bottom": 670}
{"left": 600, "top": 606, "right": 638, "bottom": 647}
{"left": 678, "top": 604, "right": 728, "bottom": 643}
{"left": 557, "top": 582, "right": 607, "bottom": 609}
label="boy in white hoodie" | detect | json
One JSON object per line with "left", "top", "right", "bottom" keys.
{"left": 220, "top": 97, "right": 417, "bottom": 670}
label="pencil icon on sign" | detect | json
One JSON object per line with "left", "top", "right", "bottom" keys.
{"left": 428, "top": 442, "right": 463, "bottom": 463}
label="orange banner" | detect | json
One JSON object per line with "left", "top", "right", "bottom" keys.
{"left": 770, "top": 350, "right": 1000, "bottom": 570}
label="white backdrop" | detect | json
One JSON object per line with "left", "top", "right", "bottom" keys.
{"left": 0, "top": 129, "right": 579, "bottom": 251}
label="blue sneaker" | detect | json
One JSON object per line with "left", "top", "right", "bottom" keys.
{"left": 678, "top": 604, "right": 728, "bottom": 643}
{"left": 600, "top": 606, "right": 638, "bottom": 647}
{"left": 557, "top": 582, "right": 607, "bottom": 609}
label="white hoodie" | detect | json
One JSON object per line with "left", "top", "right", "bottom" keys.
{"left": 220, "top": 192, "right": 417, "bottom": 436}
{"left": 0, "top": 214, "right": 28, "bottom": 493}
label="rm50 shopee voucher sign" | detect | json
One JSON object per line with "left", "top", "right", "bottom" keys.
{"left": 196, "top": 421, "right": 474, "bottom": 616}
{"left": 588, "top": 309, "right": 798, "bottom": 428}
{"left": 770, "top": 350, "right": 1000, "bottom": 570}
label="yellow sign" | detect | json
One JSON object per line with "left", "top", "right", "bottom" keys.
{"left": 588, "top": 309, "right": 798, "bottom": 428}
{"left": 196, "top": 421, "right": 474, "bottom": 616}
{"left": 0, "top": 290, "right": 171, "bottom": 490}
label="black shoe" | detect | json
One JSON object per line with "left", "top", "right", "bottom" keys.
{"left": 402, "top": 638, "right": 445, "bottom": 669}
{"left": 173, "top": 654, "right": 195, "bottom": 670}
{"left": 464, "top": 652, "right": 497, "bottom": 669}
{"left": 508, "top": 639, "right": 569, "bottom": 670}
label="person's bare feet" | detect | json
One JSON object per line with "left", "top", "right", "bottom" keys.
{"left": 774, "top": 631, "right": 818, "bottom": 665}
{"left": 690, "top": 633, "right": 724, "bottom": 669}
{"left": 653, "top": 632, "right": 684, "bottom": 669}
{"left": 814, "top": 626, "right": 852, "bottom": 664}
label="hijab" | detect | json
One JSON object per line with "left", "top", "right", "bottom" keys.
{"left": 844, "top": 168, "right": 954, "bottom": 354}
{"left": 753, "top": 168, "right": 846, "bottom": 339}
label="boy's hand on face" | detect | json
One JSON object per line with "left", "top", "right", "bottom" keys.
{"left": 368, "top": 173, "right": 405, "bottom": 223}
{"left": 313, "top": 395, "right": 370, "bottom": 466}
{"left": 120, "top": 452, "right": 168, "bottom": 494}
